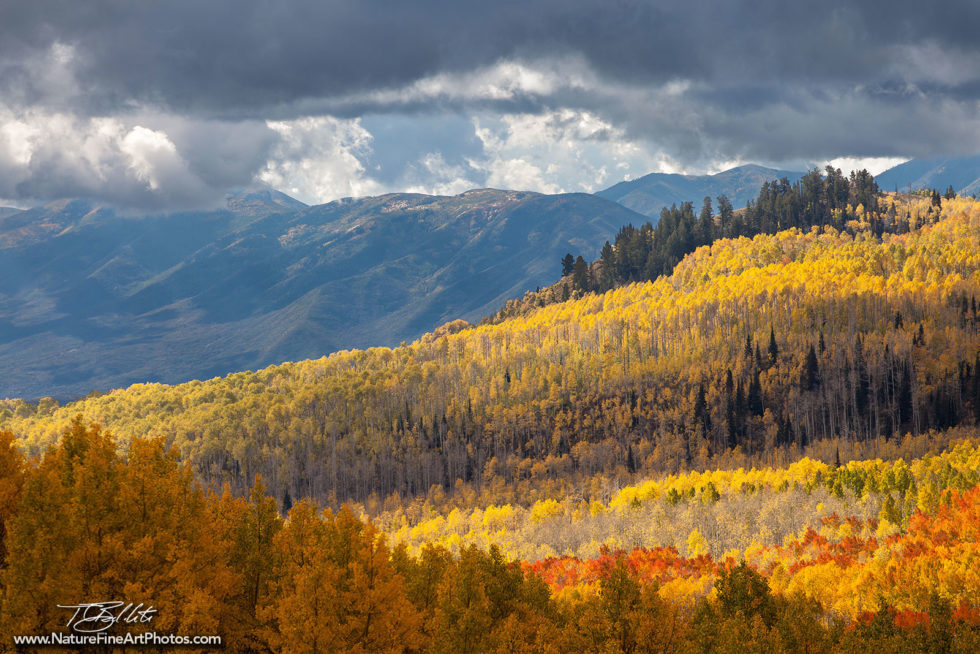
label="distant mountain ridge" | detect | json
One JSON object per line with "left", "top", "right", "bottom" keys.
{"left": 874, "top": 155, "right": 980, "bottom": 197}
{"left": 595, "top": 164, "right": 804, "bottom": 218}
{"left": 0, "top": 188, "right": 641, "bottom": 399}
{"left": 10, "top": 155, "right": 977, "bottom": 401}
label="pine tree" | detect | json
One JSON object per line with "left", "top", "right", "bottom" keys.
{"left": 697, "top": 196, "right": 714, "bottom": 244}
{"left": 561, "top": 253, "right": 575, "bottom": 277}
{"left": 716, "top": 195, "right": 734, "bottom": 237}
{"left": 598, "top": 241, "right": 616, "bottom": 291}
{"left": 767, "top": 327, "right": 779, "bottom": 367}
{"left": 802, "top": 344, "right": 820, "bottom": 391}
{"left": 693, "top": 383, "right": 711, "bottom": 435}
{"left": 572, "top": 256, "right": 590, "bottom": 291}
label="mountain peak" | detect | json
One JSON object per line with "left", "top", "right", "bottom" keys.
{"left": 596, "top": 164, "right": 804, "bottom": 218}
{"left": 874, "top": 155, "right": 980, "bottom": 196}
{"left": 226, "top": 188, "right": 308, "bottom": 216}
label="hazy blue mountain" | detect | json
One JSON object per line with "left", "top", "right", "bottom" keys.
{"left": 874, "top": 155, "right": 980, "bottom": 197}
{"left": 596, "top": 164, "right": 804, "bottom": 218}
{"left": 0, "top": 188, "right": 641, "bottom": 399}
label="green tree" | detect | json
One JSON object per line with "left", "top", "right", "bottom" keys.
{"left": 561, "top": 253, "right": 575, "bottom": 277}
{"left": 802, "top": 344, "right": 820, "bottom": 391}
{"left": 572, "top": 256, "right": 591, "bottom": 291}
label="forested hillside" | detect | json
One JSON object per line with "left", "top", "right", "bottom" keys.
{"left": 4, "top": 192, "right": 978, "bottom": 513}
{"left": 495, "top": 166, "right": 890, "bottom": 323}
{"left": 2, "top": 419, "right": 979, "bottom": 652}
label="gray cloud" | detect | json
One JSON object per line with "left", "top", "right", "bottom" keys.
{"left": 1, "top": 0, "right": 979, "bottom": 207}
{"left": 3, "top": 1, "right": 979, "bottom": 116}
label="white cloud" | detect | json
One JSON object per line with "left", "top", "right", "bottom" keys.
{"left": 321, "top": 58, "right": 590, "bottom": 111}
{"left": 824, "top": 155, "right": 909, "bottom": 176}
{"left": 469, "top": 110, "right": 666, "bottom": 193}
{"left": 254, "top": 107, "right": 674, "bottom": 202}
{"left": 0, "top": 108, "right": 214, "bottom": 207}
{"left": 258, "top": 116, "right": 383, "bottom": 204}
{"left": 402, "top": 153, "right": 478, "bottom": 196}
{"left": 120, "top": 126, "right": 190, "bottom": 191}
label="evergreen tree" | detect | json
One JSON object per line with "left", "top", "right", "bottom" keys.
{"left": 802, "top": 344, "right": 820, "bottom": 391}
{"left": 716, "top": 195, "right": 734, "bottom": 237}
{"left": 572, "top": 256, "right": 590, "bottom": 291}
{"left": 767, "top": 327, "right": 779, "bottom": 367}
{"left": 693, "top": 383, "right": 711, "bottom": 435}
{"left": 598, "top": 241, "right": 616, "bottom": 291}
{"left": 748, "top": 371, "right": 764, "bottom": 417}
{"left": 697, "top": 196, "right": 714, "bottom": 244}
{"left": 561, "top": 253, "right": 575, "bottom": 277}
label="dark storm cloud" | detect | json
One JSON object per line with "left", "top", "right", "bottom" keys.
{"left": 2, "top": 0, "right": 979, "bottom": 117}
{"left": 1, "top": 0, "right": 979, "bottom": 207}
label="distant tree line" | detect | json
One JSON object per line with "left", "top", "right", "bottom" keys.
{"left": 561, "top": 166, "right": 894, "bottom": 293}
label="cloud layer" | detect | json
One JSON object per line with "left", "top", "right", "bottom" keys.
{"left": 1, "top": 1, "right": 978, "bottom": 207}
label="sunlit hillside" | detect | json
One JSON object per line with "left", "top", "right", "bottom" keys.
{"left": 2, "top": 194, "right": 978, "bottom": 514}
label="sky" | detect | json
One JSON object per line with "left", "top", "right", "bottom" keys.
{"left": 1, "top": 0, "right": 978, "bottom": 210}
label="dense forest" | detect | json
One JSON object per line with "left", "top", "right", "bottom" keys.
{"left": 497, "top": 166, "right": 928, "bottom": 319}
{"left": 582, "top": 166, "right": 885, "bottom": 294}
{"left": 1, "top": 420, "right": 979, "bottom": 652}
{"left": 0, "top": 420, "right": 980, "bottom": 654}
{"left": 2, "top": 189, "right": 978, "bottom": 515}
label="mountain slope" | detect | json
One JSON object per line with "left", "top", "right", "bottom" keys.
{"left": 6, "top": 194, "right": 978, "bottom": 508}
{"left": 0, "top": 189, "right": 641, "bottom": 398}
{"left": 596, "top": 164, "right": 804, "bottom": 217}
{"left": 875, "top": 154, "right": 980, "bottom": 196}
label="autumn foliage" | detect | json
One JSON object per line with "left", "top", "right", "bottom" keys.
{"left": 2, "top": 194, "right": 979, "bottom": 519}
{"left": 2, "top": 418, "right": 980, "bottom": 652}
